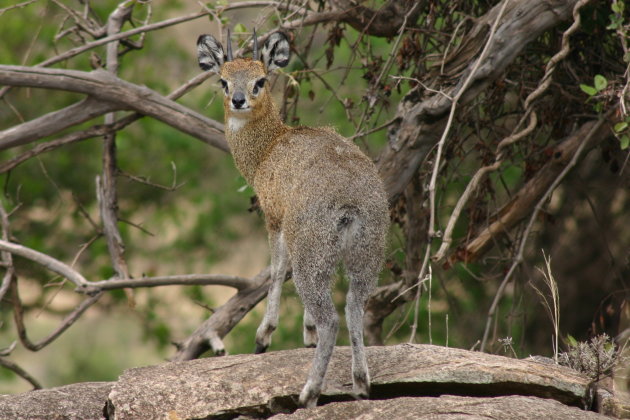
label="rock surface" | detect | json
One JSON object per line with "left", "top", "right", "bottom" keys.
{"left": 0, "top": 381, "right": 112, "bottom": 420}
{"left": 270, "top": 395, "right": 609, "bottom": 420}
{"left": 2, "top": 344, "right": 620, "bottom": 420}
{"left": 106, "top": 344, "right": 593, "bottom": 419}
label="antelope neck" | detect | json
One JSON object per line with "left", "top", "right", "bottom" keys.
{"left": 225, "top": 102, "right": 288, "bottom": 183}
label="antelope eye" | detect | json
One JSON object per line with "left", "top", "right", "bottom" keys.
{"left": 219, "top": 79, "right": 228, "bottom": 92}
{"left": 253, "top": 77, "right": 266, "bottom": 94}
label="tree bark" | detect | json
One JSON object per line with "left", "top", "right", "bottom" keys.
{"left": 376, "top": 0, "right": 581, "bottom": 204}
{"left": 0, "top": 66, "right": 227, "bottom": 152}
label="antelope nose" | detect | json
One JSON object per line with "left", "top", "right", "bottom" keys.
{"left": 232, "top": 92, "right": 246, "bottom": 109}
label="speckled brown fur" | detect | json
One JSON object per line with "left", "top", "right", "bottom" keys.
{"left": 197, "top": 31, "right": 389, "bottom": 408}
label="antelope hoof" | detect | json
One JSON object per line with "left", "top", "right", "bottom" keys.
{"left": 254, "top": 342, "right": 268, "bottom": 354}
{"left": 352, "top": 373, "right": 370, "bottom": 399}
{"left": 298, "top": 384, "right": 319, "bottom": 408}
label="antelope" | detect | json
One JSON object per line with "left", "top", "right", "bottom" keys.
{"left": 196, "top": 29, "right": 389, "bottom": 408}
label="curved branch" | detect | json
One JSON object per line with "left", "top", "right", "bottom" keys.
{"left": 328, "top": 0, "right": 423, "bottom": 37}
{"left": 0, "top": 72, "right": 224, "bottom": 173}
{"left": 0, "top": 239, "right": 89, "bottom": 288}
{"left": 172, "top": 267, "right": 272, "bottom": 360}
{"left": 479, "top": 113, "right": 613, "bottom": 351}
{"left": 460, "top": 117, "right": 614, "bottom": 265}
{"left": 83, "top": 274, "right": 255, "bottom": 293}
{"left": 0, "top": 357, "right": 42, "bottom": 390}
{"left": 0, "top": 65, "right": 227, "bottom": 152}
{"left": 0, "top": 97, "right": 118, "bottom": 150}
{"left": 377, "top": 0, "right": 582, "bottom": 204}
{"left": 12, "top": 281, "right": 103, "bottom": 352}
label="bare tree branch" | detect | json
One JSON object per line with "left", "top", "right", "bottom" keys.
{"left": 172, "top": 267, "right": 272, "bottom": 360}
{"left": 0, "top": 65, "right": 227, "bottom": 152}
{"left": 0, "top": 239, "right": 89, "bottom": 288}
{"left": 0, "top": 97, "right": 118, "bottom": 150}
{"left": 98, "top": 1, "right": 134, "bottom": 296}
{"left": 12, "top": 281, "right": 103, "bottom": 352}
{"left": 461, "top": 117, "right": 615, "bottom": 265}
{"left": 0, "top": 71, "right": 224, "bottom": 174}
{"left": 0, "top": 357, "right": 42, "bottom": 390}
{"left": 377, "top": 0, "right": 582, "bottom": 204}
{"left": 479, "top": 113, "right": 614, "bottom": 351}
{"left": 81, "top": 274, "right": 255, "bottom": 294}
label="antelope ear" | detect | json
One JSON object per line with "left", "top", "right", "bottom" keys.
{"left": 197, "top": 34, "right": 224, "bottom": 73}
{"left": 261, "top": 32, "right": 291, "bottom": 72}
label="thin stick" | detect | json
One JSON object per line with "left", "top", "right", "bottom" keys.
{"left": 427, "top": 0, "right": 509, "bottom": 241}
{"left": 478, "top": 0, "right": 595, "bottom": 351}
{"left": 480, "top": 113, "right": 610, "bottom": 351}
{"left": 407, "top": 0, "right": 510, "bottom": 343}
{"left": 12, "top": 280, "right": 103, "bottom": 351}
{"left": 0, "top": 357, "right": 42, "bottom": 389}
{"left": 0, "top": 239, "right": 88, "bottom": 288}
{"left": 82, "top": 274, "right": 254, "bottom": 293}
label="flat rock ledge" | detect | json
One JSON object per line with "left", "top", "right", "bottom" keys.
{"left": 0, "top": 344, "right": 624, "bottom": 419}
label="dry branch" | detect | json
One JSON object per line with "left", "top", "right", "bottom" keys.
{"left": 98, "top": 1, "right": 133, "bottom": 297}
{"left": 0, "top": 239, "right": 88, "bottom": 288}
{"left": 479, "top": 114, "right": 614, "bottom": 351}
{"left": 172, "top": 267, "right": 272, "bottom": 360}
{"left": 365, "top": 0, "right": 582, "bottom": 345}
{"left": 12, "top": 281, "right": 103, "bottom": 352}
{"left": 460, "top": 118, "right": 614, "bottom": 264}
{"left": 83, "top": 274, "right": 254, "bottom": 293}
{"left": 0, "top": 98, "right": 117, "bottom": 151}
{"left": 376, "top": 0, "right": 581, "bottom": 203}
{"left": 0, "top": 65, "right": 228, "bottom": 152}
{"left": 0, "top": 357, "right": 41, "bottom": 390}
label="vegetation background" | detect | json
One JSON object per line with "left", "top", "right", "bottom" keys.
{"left": 0, "top": 0, "right": 627, "bottom": 395}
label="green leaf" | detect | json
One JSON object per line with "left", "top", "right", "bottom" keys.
{"left": 594, "top": 74, "right": 607, "bottom": 92}
{"left": 579, "top": 84, "right": 597, "bottom": 96}
{"left": 612, "top": 0, "right": 624, "bottom": 14}
{"left": 620, "top": 135, "right": 630, "bottom": 150}
{"left": 614, "top": 122, "right": 628, "bottom": 132}
{"left": 234, "top": 23, "right": 247, "bottom": 33}
{"left": 566, "top": 335, "right": 578, "bottom": 347}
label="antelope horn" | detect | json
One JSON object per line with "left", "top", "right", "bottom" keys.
{"left": 253, "top": 28, "right": 259, "bottom": 61}
{"left": 226, "top": 28, "right": 233, "bottom": 61}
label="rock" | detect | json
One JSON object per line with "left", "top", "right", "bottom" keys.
{"left": 106, "top": 344, "right": 593, "bottom": 419}
{"left": 0, "top": 381, "right": 112, "bottom": 420}
{"left": 270, "top": 395, "right": 610, "bottom": 420}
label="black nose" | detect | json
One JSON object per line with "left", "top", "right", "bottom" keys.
{"left": 232, "top": 92, "right": 246, "bottom": 109}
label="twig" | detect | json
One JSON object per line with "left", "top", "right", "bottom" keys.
{"left": 0, "top": 239, "right": 88, "bottom": 288}
{"left": 427, "top": 0, "right": 509, "bottom": 241}
{"left": 0, "top": 201, "right": 16, "bottom": 302}
{"left": 434, "top": 0, "right": 591, "bottom": 263}
{"left": 82, "top": 274, "right": 254, "bottom": 293}
{"left": 0, "top": 357, "right": 42, "bottom": 390}
{"left": 0, "top": 0, "right": 38, "bottom": 16}
{"left": 99, "top": 1, "right": 133, "bottom": 297}
{"left": 405, "top": 0, "right": 509, "bottom": 344}
{"left": 12, "top": 280, "right": 103, "bottom": 351}
{"left": 354, "top": 2, "right": 419, "bottom": 136}
{"left": 433, "top": 111, "right": 537, "bottom": 261}
{"left": 480, "top": 112, "right": 611, "bottom": 351}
